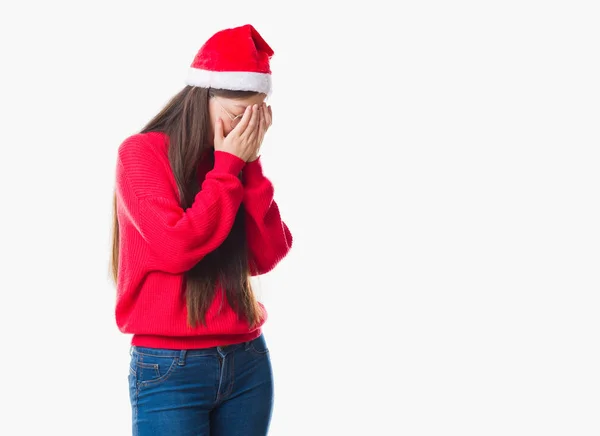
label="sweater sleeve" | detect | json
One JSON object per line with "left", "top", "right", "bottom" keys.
{"left": 116, "top": 136, "right": 246, "bottom": 274}
{"left": 242, "top": 157, "right": 293, "bottom": 276}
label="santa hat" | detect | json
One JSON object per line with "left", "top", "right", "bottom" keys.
{"left": 185, "top": 24, "right": 274, "bottom": 94}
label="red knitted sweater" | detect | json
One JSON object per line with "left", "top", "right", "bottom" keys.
{"left": 114, "top": 131, "right": 292, "bottom": 349}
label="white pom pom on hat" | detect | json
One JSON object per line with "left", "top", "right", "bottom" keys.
{"left": 185, "top": 24, "right": 274, "bottom": 94}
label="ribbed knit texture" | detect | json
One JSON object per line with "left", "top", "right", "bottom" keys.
{"left": 115, "top": 131, "right": 292, "bottom": 349}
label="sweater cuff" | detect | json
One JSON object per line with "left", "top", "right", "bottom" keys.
{"left": 243, "top": 157, "right": 266, "bottom": 183}
{"left": 213, "top": 151, "right": 246, "bottom": 175}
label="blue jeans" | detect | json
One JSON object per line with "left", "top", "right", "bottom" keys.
{"left": 128, "top": 334, "right": 274, "bottom": 435}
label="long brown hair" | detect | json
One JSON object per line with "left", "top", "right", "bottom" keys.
{"left": 110, "top": 86, "right": 262, "bottom": 329}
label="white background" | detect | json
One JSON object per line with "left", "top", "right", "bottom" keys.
{"left": 1, "top": 1, "right": 599, "bottom": 435}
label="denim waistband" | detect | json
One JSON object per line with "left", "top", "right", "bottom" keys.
{"left": 130, "top": 334, "right": 265, "bottom": 358}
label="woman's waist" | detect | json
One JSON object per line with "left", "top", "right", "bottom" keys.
{"left": 131, "top": 329, "right": 263, "bottom": 350}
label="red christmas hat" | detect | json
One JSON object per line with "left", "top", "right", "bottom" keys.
{"left": 185, "top": 24, "right": 274, "bottom": 94}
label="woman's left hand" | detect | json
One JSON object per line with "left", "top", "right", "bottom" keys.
{"left": 248, "top": 103, "right": 272, "bottom": 162}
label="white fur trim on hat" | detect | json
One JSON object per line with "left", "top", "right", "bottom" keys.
{"left": 185, "top": 68, "right": 272, "bottom": 94}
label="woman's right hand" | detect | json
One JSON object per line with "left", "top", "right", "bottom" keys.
{"left": 214, "top": 104, "right": 261, "bottom": 162}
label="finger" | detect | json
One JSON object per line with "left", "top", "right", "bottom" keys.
{"left": 260, "top": 103, "right": 269, "bottom": 131}
{"left": 254, "top": 112, "right": 265, "bottom": 154}
{"left": 257, "top": 105, "right": 266, "bottom": 139}
{"left": 266, "top": 105, "right": 273, "bottom": 127}
{"left": 251, "top": 109, "right": 264, "bottom": 158}
{"left": 260, "top": 105, "right": 269, "bottom": 140}
{"left": 242, "top": 105, "right": 260, "bottom": 140}
{"left": 231, "top": 105, "right": 253, "bottom": 135}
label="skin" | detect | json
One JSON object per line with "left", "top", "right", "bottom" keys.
{"left": 208, "top": 94, "right": 273, "bottom": 162}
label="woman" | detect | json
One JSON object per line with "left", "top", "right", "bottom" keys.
{"left": 110, "top": 24, "right": 292, "bottom": 435}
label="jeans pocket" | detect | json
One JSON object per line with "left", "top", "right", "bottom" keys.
{"left": 132, "top": 351, "right": 179, "bottom": 387}
{"left": 247, "top": 335, "right": 269, "bottom": 356}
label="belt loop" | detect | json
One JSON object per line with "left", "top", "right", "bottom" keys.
{"left": 178, "top": 350, "right": 187, "bottom": 366}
